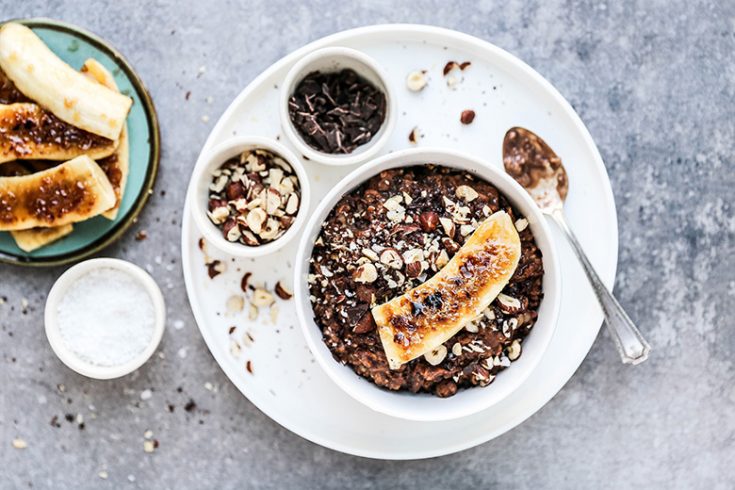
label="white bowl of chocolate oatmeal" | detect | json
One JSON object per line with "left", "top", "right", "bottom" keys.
{"left": 279, "top": 47, "right": 397, "bottom": 166}
{"left": 294, "top": 148, "right": 561, "bottom": 421}
{"left": 189, "top": 136, "right": 310, "bottom": 258}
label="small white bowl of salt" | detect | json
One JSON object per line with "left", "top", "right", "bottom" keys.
{"left": 45, "top": 258, "right": 166, "bottom": 379}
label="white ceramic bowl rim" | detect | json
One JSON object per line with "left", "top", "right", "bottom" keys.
{"left": 44, "top": 258, "right": 166, "bottom": 380}
{"left": 188, "top": 135, "right": 311, "bottom": 258}
{"left": 279, "top": 46, "right": 397, "bottom": 166}
{"left": 294, "top": 147, "right": 562, "bottom": 422}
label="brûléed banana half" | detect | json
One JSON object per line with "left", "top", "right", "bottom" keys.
{"left": 0, "top": 162, "right": 74, "bottom": 251}
{"left": 372, "top": 211, "right": 522, "bottom": 370}
{"left": 0, "top": 155, "right": 116, "bottom": 231}
{"left": 0, "top": 102, "right": 118, "bottom": 164}
{"left": 0, "top": 23, "right": 132, "bottom": 141}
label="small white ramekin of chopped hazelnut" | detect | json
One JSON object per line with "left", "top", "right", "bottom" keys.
{"left": 189, "top": 136, "right": 310, "bottom": 257}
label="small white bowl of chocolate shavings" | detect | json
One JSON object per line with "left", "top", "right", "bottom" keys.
{"left": 280, "top": 46, "right": 397, "bottom": 166}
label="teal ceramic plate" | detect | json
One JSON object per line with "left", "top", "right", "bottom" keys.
{"left": 0, "top": 18, "right": 160, "bottom": 267}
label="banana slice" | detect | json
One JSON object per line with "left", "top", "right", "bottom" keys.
{"left": 0, "top": 155, "right": 115, "bottom": 231}
{"left": 11, "top": 223, "right": 73, "bottom": 252}
{"left": 0, "top": 102, "right": 117, "bottom": 164}
{"left": 0, "top": 23, "right": 132, "bottom": 140}
{"left": 372, "top": 211, "right": 522, "bottom": 369}
{"left": 81, "top": 59, "right": 128, "bottom": 220}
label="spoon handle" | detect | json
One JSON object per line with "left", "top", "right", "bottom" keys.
{"left": 549, "top": 210, "right": 651, "bottom": 365}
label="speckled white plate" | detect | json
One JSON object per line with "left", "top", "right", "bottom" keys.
{"left": 181, "top": 24, "right": 618, "bottom": 460}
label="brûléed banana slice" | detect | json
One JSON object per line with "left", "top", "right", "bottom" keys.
{"left": 81, "top": 59, "right": 129, "bottom": 220}
{"left": 0, "top": 102, "right": 117, "bottom": 164}
{"left": 1, "top": 162, "right": 74, "bottom": 250}
{"left": 11, "top": 223, "right": 73, "bottom": 252}
{"left": 0, "top": 23, "right": 132, "bottom": 140}
{"left": 372, "top": 211, "right": 522, "bottom": 370}
{"left": 0, "top": 155, "right": 115, "bottom": 231}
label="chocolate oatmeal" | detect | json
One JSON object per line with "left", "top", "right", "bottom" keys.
{"left": 308, "top": 165, "right": 544, "bottom": 398}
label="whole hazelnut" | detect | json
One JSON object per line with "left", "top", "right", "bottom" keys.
{"left": 460, "top": 110, "right": 476, "bottom": 125}
{"left": 418, "top": 211, "right": 439, "bottom": 232}
{"left": 225, "top": 181, "right": 245, "bottom": 200}
{"left": 405, "top": 261, "right": 423, "bottom": 278}
{"left": 353, "top": 312, "right": 376, "bottom": 334}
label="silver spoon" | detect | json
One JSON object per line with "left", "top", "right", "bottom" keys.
{"left": 503, "top": 127, "right": 650, "bottom": 364}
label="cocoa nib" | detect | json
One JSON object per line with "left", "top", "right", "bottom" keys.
{"left": 287, "top": 69, "right": 386, "bottom": 154}
{"left": 460, "top": 110, "right": 476, "bottom": 125}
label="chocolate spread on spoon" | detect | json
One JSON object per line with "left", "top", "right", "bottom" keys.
{"left": 503, "top": 127, "right": 568, "bottom": 203}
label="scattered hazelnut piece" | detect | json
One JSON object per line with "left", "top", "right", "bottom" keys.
{"left": 225, "top": 295, "right": 245, "bottom": 314}
{"left": 240, "top": 272, "right": 252, "bottom": 292}
{"left": 455, "top": 185, "right": 479, "bottom": 202}
{"left": 460, "top": 110, "right": 476, "bottom": 124}
{"left": 408, "top": 127, "right": 420, "bottom": 144}
{"left": 497, "top": 293, "right": 522, "bottom": 313}
{"left": 252, "top": 288, "right": 275, "bottom": 307}
{"left": 507, "top": 339, "right": 522, "bottom": 361}
{"left": 248, "top": 304, "right": 258, "bottom": 320}
{"left": 442, "top": 61, "right": 458, "bottom": 76}
{"left": 274, "top": 281, "right": 293, "bottom": 300}
{"left": 406, "top": 70, "right": 428, "bottom": 91}
{"left": 379, "top": 248, "right": 404, "bottom": 269}
{"left": 354, "top": 263, "right": 378, "bottom": 283}
{"left": 362, "top": 248, "right": 379, "bottom": 262}
{"left": 465, "top": 321, "right": 479, "bottom": 333}
{"left": 143, "top": 440, "right": 156, "bottom": 453}
{"left": 435, "top": 249, "right": 450, "bottom": 268}
{"left": 460, "top": 224, "right": 475, "bottom": 237}
{"left": 12, "top": 438, "right": 27, "bottom": 449}
{"left": 441, "top": 237, "right": 460, "bottom": 254}
{"left": 514, "top": 218, "right": 529, "bottom": 232}
{"left": 439, "top": 217, "right": 455, "bottom": 238}
{"left": 206, "top": 260, "right": 225, "bottom": 279}
{"left": 451, "top": 342, "right": 462, "bottom": 356}
{"left": 424, "top": 345, "right": 448, "bottom": 366}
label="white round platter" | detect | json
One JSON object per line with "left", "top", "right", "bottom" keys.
{"left": 181, "top": 24, "right": 618, "bottom": 460}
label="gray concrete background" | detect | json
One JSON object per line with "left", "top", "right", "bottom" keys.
{"left": 1, "top": 1, "right": 734, "bottom": 488}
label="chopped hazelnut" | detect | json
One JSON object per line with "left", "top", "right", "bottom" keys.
{"left": 424, "top": 345, "right": 447, "bottom": 366}
{"left": 354, "top": 263, "right": 378, "bottom": 283}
